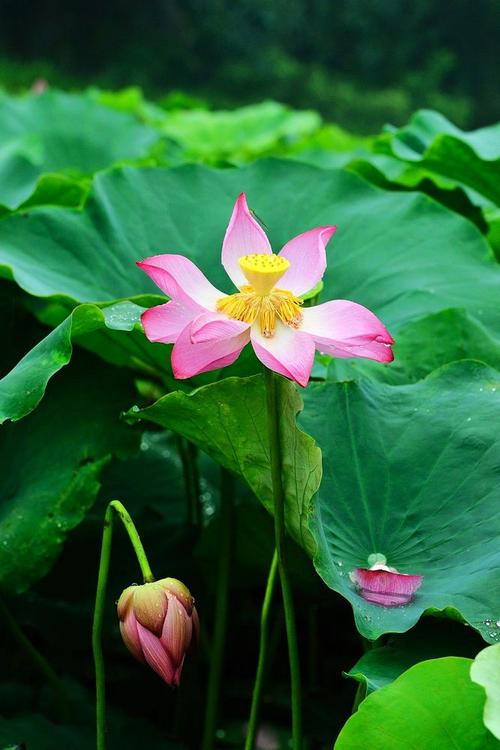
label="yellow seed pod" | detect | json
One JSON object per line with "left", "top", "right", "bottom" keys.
{"left": 239, "top": 253, "right": 290, "bottom": 294}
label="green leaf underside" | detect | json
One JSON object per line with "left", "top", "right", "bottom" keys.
{"left": 0, "top": 357, "right": 138, "bottom": 594}
{"left": 299, "top": 360, "right": 500, "bottom": 642}
{"left": 335, "top": 657, "right": 500, "bottom": 749}
{"left": 126, "top": 374, "right": 321, "bottom": 555}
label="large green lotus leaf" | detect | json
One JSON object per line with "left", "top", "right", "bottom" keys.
{"left": 381, "top": 109, "right": 500, "bottom": 206}
{"left": 327, "top": 308, "right": 500, "bottom": 385}
{"left": 0, "top": 172, "right": 90, "bottom": 218}
{"left": 153, "top": 101, "right": 321, "bottom": 163}
{"left": 346, "top": 621, "right": 483, "bottom": 694}
{"left": 0, "top": 90, "right": 161, "bottom": 209}
{"left": 292, "top": 147, "right": 489, "bottom": 235}
{"left": 299, "top": 361, "right": 500, "bottom": 643}
{"left": 0, "top": 355, "right": 138, "bottom": 594}
{"left": 0, "top": 300, "right": 173, "bottom": 424}
{"left": 295, "top": 111, "right": 500, "bottom": 236}
{"left": 126, "top": 374, "right": 321, "bottom": 555}
{"left": 0, "top": 161, "right": 498, "bottom": 342}
{"left": 387, "top": 109, "right": 500, "bottom": 163}
{"left": 91, "top": 89, "right": 323, "bottom": 162}
{"left": 471, "top": 644, "right": 500, "bottom": 740}
{"left": 335, "top": 657, "right": 500, "bottom": 749}
{"left": 0, "top": 293, "right": 268, "bottom": 424}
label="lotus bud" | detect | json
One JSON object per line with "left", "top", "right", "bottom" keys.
{"left": 117, "top": 577, "right": 199, "bottom": 686}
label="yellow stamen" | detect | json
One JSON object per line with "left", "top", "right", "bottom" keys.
{"left": 239, "top": 253, "right": 290, "bottom": 295}
{"left": 217, "top": 253, "right": 302, "bottom": 337}
{"left": 217, "top": 277, "right": 303, "bottom": 339}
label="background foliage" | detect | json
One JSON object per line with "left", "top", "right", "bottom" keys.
{"left": 0, "top": 0, "right": 499, "bottom": 131}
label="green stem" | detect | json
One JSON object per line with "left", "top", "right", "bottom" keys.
{"left": 264, "top": 369, "right": 303, "bottom": 750}
{"left": 201, "top": 468, "right": 235, "bottom": 750}
{"left": 0, "top": 595, "right": 70, "bottom": 723}
{"left": 244, "top": 550, "right": 279, "bottom": 750}
{"left": 92, "top": 500, "right": 154, "bottom": 750}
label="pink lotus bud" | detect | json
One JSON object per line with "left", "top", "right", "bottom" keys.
{"left": 117, "top": 577, "right": 199, "bottom": 686}
{"left": 350, "top": 555, "right": 422, "bottom": 607}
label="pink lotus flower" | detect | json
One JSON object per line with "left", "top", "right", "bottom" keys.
{"left": 350, "top": 561, "right": 423, "bottom": 607}
{"left": 117, "top": 577, "right": 199, "bottom": 686}
{"left": 137, "top": 193, "right": 393, "bottom": 387}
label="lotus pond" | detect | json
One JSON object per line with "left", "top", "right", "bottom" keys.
{"left": 1, "top": 87, "right": 500, "bottom": 749}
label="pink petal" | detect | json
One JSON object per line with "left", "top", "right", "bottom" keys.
{"left": 136, "top": 622, "right": 176, "bottom": 685}
{"left": 171, "top": 318, "right": 250, "bottom": 379}
{"left": 190, "top": 311, "right": 250, "bottom": 344}
{"left": 119, "top": 609, "right": 144, "bottom": 662}
{"left": 161, "top": 596, "right": 192, "bottom": 668}
{"left": 251, "top": 324, "right": 315, "bottom": 388}
{"left": 141, "top": 301, "right": 199, "bottom": 344}
{"left": 301, "top": 300, "right": 394, "bottom": 362}
{"left": 278, "top": 226, "right": 336, "bottom": 296}
{"left": 222, "top": 193, "right": 272, "bottom": 289}
{"left": 137, "top": 254, "right": 223, "bottom": 310}
{"left": 351, "top": 568, "right": 423, "bottom": 607}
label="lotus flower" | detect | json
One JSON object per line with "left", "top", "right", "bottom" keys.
{"left": 117, "top": 577, "right": 199, "bottom": 686}
{"left": 350, "top": 561, "right": 423, "bottom": 607}
{"left": 137, "top": 193, "right": 393, "bottom": 387}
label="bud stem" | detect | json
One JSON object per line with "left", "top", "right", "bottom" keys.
{"left": 263, "top": 369, "right": 303, "bottom": 750}
{"left": 92, "top": 500, "right": 155, "bottom": 750}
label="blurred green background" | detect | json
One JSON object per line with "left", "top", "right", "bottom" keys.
{"left": 0, "top": 0, "right": 498, "bottom": 133}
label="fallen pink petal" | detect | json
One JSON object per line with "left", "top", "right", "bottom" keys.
{"left": 350, "top": 564, "right": 423, "bottom": 607}
{"left": 138, "top": 192, "right": 394, "bottom": 386}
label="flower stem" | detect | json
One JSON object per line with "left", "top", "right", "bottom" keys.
{"left": 92, "top": 500, "right": 154, "bottom": 750}
{"left": 264, "top": 369, "right": 303, "bottom": 750}
{"left": 0, "top": 595, "right": 70, "bottom": 723}
{"left": 244, "top": 549, "right": 279, "bottom": 750}
{"left": 201, "top": 468, "right": 235, "bottom": 750}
